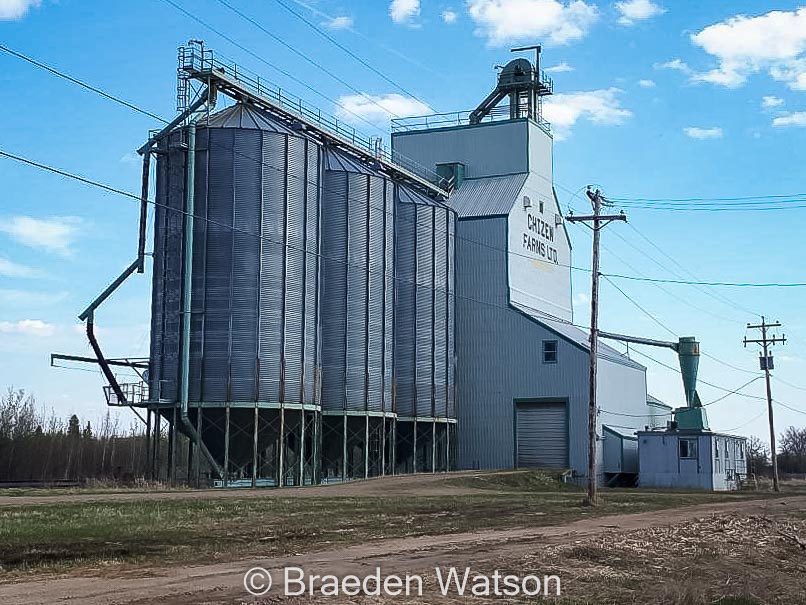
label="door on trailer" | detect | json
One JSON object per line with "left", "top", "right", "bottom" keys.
{"left": 515, "top": 401, "right": 568, "bottom": 469}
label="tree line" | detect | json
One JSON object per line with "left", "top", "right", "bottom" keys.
{"left": 747, "top": 426, "right": 806, "bottom": 477}
{"left": 0, "top": 388, "right": 151, "bottom": 484}
{"left": 2, "top": 385, "right": 805, "bottom": 484}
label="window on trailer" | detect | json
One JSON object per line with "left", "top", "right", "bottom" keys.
{"left": 679, "top": 438, "right": 698, "bottom": 459}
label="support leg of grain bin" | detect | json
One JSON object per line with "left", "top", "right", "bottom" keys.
{"left": 168, "top": 406, "right": 177, "bottom": 486}
{"left": 186, "top": 420, "right": 194, "bottom": 487}
{"left": 364, "top": 414, "right": 369, "bottom": 479}
{"left": 299, "top": 409, "right": 306, "bottom": 486}
{"left": 432, "top": 420, "right": 436, "bottom": 474}
{"left": 252, "top": 404, "right": 259, "bottom": 489}
{"left": 446, "top": 422, "right": 451, "bottom": 473}
{"left": 195, "top": 407, "right": 203, "bottom": 487}
{"left": 145, "top": 408, "right": 152, "bottom": 481}
{"left": 413, "top": 418, "right": 417, "bottom": 474}
{"left": 277, "top": 406, "right": 285, "bottom": 487}
{"left": 153, "top": 411, "right": 161, "bottom": 481}
{"left": 224, "top": 406, "right": 230, "bottom": 488}
{"left": 391, "top": 418, "right": 397, "bottom": 475}
{"left": 342, "top": 414, "right": 348, "bottom": 481}
{"left": 381, "top": 416, "right": 386, "bottom": 476}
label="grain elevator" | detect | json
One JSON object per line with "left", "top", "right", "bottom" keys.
{"left": 77, "top": 42, "right": 661, "bottom": 487}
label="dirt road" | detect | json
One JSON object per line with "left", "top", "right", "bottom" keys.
{"left": 2, "top": 495, "right": 804, "bottom": 604}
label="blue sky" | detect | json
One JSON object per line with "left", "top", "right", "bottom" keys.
{"left": 1, "top": 0, "right": 804, "bottom": 441}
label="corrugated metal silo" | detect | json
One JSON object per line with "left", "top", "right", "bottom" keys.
{"left": 394, "top": 187, "right": 456, "bottom": 419}
{"left": 320, "top": 148, "right": 394, "bottom": 412}
{"left": 149, "top": 103, "right": 320, "bottom": 405}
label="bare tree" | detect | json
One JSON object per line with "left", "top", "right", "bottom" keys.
{"left": 747, "top": 436, "right": 771, "bottom": 476}
{"left": 779, "top": 426, "right": 806, "bottom": 474}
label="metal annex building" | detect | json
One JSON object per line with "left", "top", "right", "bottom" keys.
{"left": 392, "top": 51, "right": 652, "bottom": 480}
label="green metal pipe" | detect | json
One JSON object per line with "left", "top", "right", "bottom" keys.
{"left": 179, "top": 112, "right": 224, "bottom": 481}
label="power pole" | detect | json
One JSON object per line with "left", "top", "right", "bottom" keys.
{"left": 744, "top": 317, "right": 786, "bottom": 492}
{"left": 566, "top": 188, "right": 626, "bottom": 505}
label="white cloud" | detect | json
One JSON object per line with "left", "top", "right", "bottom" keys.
{"left": 119, "top": 152, "right": 140, "bottom": 165}
{"left": 337, "top": 93, "right": 432, "bottom": 126}
{"left": 0, "top": 257, "right": 42, "bottom": 278}
{"left": 545, "top": 61, "right": 574, "bottom": 73}
{"left": 615, "top": 0, "right": 665, "bottom": 26}
{"left": 542, "top": 88, "right": 632, "bottom": 139}
{"left": 638, "top": 79, "right": 656, "bottom": 88}
{"left": 0, "top": 319, "right": 55, "bottom": 337}
{"left": 690, "top": 8, "right": 806, "bottom": 90}
{"left": 466, "top": 0, "right": 598, "bottom": 47}
{"left": 653, "top": 58, "right": 691, "bottom": 73}
{"left": 442, "top": 9, "right": 458, "bottom": 24}
{"left": 0, "top": 289, "right": 69, "bottom": 306}
{"left": 772, "top": 112, "right": 806, "bottom": 127}
{"left": 0, "top": 216, "right": 82, "bottom": 257}
{"left": 573, "top": 292, "right": 590, "bottom": 307}
{"left": 684, "top": 126, "right": 724, "bottom": 140}
{"left": 0, "top": 0, "right": 40, "bottom": 21}
{"left": 761, "top": 95, "right": 784, "bottom": 108}
{"left": 323, "top": 15, "right": 353, "bottom": 30}
{"left": 389, "top": 0, "right": 420, "bottom": 24}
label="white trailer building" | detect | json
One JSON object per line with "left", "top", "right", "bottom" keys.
{"left": 638, "top": 430, "right": 748, "bottom": 491}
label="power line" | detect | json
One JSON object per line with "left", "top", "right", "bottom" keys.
{"left": 570, "top": 222, "right": 745, "bottom": 328}
{"left": 270, "top": 0, "right": 428, "bottom": 103}
{"left": 625, "top": 222, "right": 760, "bottom": 318}
{"left": 0, "top": 38, "right": 606, "bottom": 281}
{"left": 775, "top": 400, "right": 806, "bottom": 416}
{"left": 602, "top": 275, "right": 677, "bottom": 339}
{"left": 775, "top": 376, "right": 806, "bottom": 393}
{"left": 628, "top": 346, "right": 766, "bottom": 400}
{"left": 158, "top": 0, "right": 387, "bottom": 137}
{"left": 701, "top": 376, "right": 765, "bottom": 407}
{"left": 608, "top": 192, "right": 806, "bottom": 202}
{"left": 605, "top": 272, "right": 806, "bottom": 288}
{"left": 5, "top": 147, "right": 793, "bottom": 418}
{"left": 718, "top": 409, "right": 767, "bottom": 434}
{"left": 287, "top": 0, "right": 442, "bottom": 77}
{"left": 0, "top": 44, "right": 167, "bottom": 124}
{"left": 612, "top": 192, "right": 806, "bottom": 203}
{"left": 0, "top": 40, "right": 590, "bottom": 279}
{"left": 600, "top": 270, "right": 762, "bottom": 377}
{"left": 0, "top": 147, "right": 583, "bottom": 335}
{"left": 612, "top": 201, "right": 806, "bottom": 212}
{"left": 210, "top": 0, "right": 414, "bottom": 120}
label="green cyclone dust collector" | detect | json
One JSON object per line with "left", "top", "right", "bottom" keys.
{"left": 599, "top": 332, "right": 709, "bottom": 431}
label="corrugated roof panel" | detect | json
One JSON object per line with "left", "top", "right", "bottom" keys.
{"left": 323, "top": 146, "right": 379, "bottom": 174}
{"left": 448, "top": 174, "right": 528, "bottom": 218}
{"left": 205, "top": 103, "right": 300, "bottom": 134}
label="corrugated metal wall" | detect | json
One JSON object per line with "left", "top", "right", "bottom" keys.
{"left": 320, "top": 150, "right": 395, "bottom": 411}
{"left": 149, "top": 133, "right": 185, "bottom": 402}
{"left": 392, "top": 120, "right": 529, "bottom": 179}
{"left": 150, "top": 114, "right": 320, "bottom": 404}
{"left": 394, "top": 187, "right": 456, "bottom": 419}
{"left": 455, "top": 217, "right": 647, "bottom": 475}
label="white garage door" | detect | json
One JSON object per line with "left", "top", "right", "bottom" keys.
{"left": 516, "top": 401, "right": 568, "bottom": 469}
